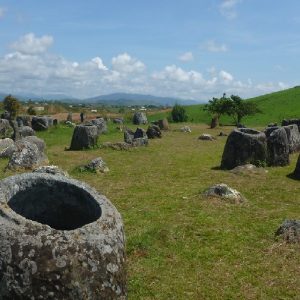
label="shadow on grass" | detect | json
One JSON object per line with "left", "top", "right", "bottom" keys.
{"left": 211, "top": 166, "right": 223, "bottom": 171}
{"left": 286, "top": 172, "right": 300, "bottom": 181}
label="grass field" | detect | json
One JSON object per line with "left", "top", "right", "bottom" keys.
{"left": 150, "top": 87, "right": 300, "bottom": 128}
{"left": 1, "top": 121, "right": 299, "bottom": 299}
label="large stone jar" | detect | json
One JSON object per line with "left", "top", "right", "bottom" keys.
{"left": 0, "top": 173, "right": 126, "bottom": 299}
{"left": 69, "top": 124, "right": 98, "bottom": 150}
{"left": 221, "top": 128, "right": 268, "bottom": 170}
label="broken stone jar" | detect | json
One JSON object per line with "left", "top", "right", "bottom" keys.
{"left": 0, "top": 173, "right": 126, "bottom": 299}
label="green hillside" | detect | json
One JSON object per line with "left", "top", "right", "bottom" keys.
{"left": 150, "top": 87, "right": 300, "bottom": 127}
{"left": 244, "top": 86, "right": 300, "bottom": 126}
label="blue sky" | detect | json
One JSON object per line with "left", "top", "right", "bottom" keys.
{"left": 0, "top": 0, "right": 299, "bottom": 101}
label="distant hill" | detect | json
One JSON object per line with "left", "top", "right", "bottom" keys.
{"left": 0, "top": 92, "right": 79, "bottom": 102}
{"left": 0, "top": 91, "right": 202, "bottom": 106}
{"left": 84, "top": 93, "right": 201, "bottom": 106}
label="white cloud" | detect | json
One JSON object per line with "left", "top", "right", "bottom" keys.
{"left": 112, "top": 53, "right": 145, "bottom": 73}
{"left": 11, "top": 33, "right": 53, "bottom": 55}
{"left": 202, "top": 40, "right": 228, "bottom": 52}
{"left": 219, "top": 70, "right": 234, "bottom": 83}
{"left": 178, "top": 51, "right": 194, "bottom": 62}
{"left": 91, "top": 57, "right": 108, "bottom": 71}
{"left": 219, "top": 0, "right": 241, "bottom": 20}
{"left": 0, "top": 33, "right": 291, "bottom": 101}
{"left": 153, "top": 65, "right": 205, "bottom": 85}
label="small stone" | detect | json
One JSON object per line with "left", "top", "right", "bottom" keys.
{"left": 198, "top": 134, "right": 215, "bottom": 141}
{"left": 65, "top": 121, "right": 76, "bottom": 127}
{"left": 146, "top": 125, "right": 162, "bottom": 139}
{"left": 230, "top": 164, "right": 268, "bottom": 175}
{"left": 80, "top": 157, "right": 109, "bottom": 174}
{"left": 102, "top": 142, "right": 132, "bottom": 151}
{"left": 275, "top": 220, "right": 300, "bottom": 243}
{"left": 113, "top": 118, "right": 124, "bottom": 124}
{"left": 180, "top": 126, "right": 191, "bottom": 133}
{"left": 218, "top": 131, "right": 227, "bottom": 137}
{"left": 203, "top": 183, "right": 246, "bottom": 204}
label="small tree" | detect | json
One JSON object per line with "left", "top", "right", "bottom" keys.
{"left": 2, "top": 95, "right": 21, "bottom": 140}
{"left": 3, "top": 94, "right": 21, "bottom": 119}
{"left": 171, "top": 104, "right": 188, "bottom": 122}
{"left": 229, "top": 95, "right": 261, "bottom": 125}
{"left": 27, "top": 105, "right": 36, "bottom": 115}
{"left": 203, "top": 94, "right": 232, "bottom": 128}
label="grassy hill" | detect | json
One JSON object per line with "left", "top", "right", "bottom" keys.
{"left": 149, "top": 87, "right": 300, "bottom": 127}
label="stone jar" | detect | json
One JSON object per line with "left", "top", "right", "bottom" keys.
{"left": 0, "top": 173, "right": 126, "bottom": 299}
{"left": 69, "top": 124, "right": 98, "bottom": 150}
{"left": 221, "top": 128, "right": 268, "bottom": 170}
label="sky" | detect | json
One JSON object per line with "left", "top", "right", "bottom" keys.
{"left": 0, "top": 0, "right": 299, "bottom": 101}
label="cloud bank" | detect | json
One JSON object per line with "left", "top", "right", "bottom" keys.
{"left": 0, "top": 33, "right": 289, "bottom": 101}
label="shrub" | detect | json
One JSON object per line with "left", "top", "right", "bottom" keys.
{"left": 27, "top": 106, "right": 37, "bottom": 115}
{"left": 3, "top": 95, "right": 21, "bottom": 119}
{"left": 171, "top": 104, "right": 188, "bottom": 122}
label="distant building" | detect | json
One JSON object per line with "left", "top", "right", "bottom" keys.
{"left": 91, "top": 109, "right": 97, "bottom": 113}
{"left": 35, "top": 106, "right": 45, "bottom": 111}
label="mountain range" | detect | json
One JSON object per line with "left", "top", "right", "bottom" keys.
{"left": 0, "top": 92, "right": 202, "bottom": 106}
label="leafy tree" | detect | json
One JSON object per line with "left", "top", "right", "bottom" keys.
{"left": 171, "top": 104, "right": 188, "bottom": 122}
{"left": 27, "top": 105, "right": 37, "bottom": 115}
{"left": 203, "top": 94, "right": 232, "bottom": 127}
{"left": 3, "top": 94, "right": 21, "bottom": 119}
{"left": 228, "top": 95, "right": 261, "bottom": 125}
{"left": 204, "top": 93, "right": 261, "bottom": 127}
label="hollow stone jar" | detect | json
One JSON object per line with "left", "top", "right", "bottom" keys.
{"left": 0, "top": 173, "right": 126, "bottom": 299}
{"left": 221, "top": 128, "right": 268, "bottom": 170}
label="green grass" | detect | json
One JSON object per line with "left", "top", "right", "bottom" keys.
{"left": 150, "top": 87, "right": 300, "bottom": 128}
{"left": 1, "top": 121, "right": 299, "bottom": 299}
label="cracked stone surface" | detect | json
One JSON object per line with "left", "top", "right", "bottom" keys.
{"left": 80, "top": 157, "right": 109, "bottom": 174}
{"left": 203, "top": 183, "right": 246, "bottom": 204}
{"left": 33, "top": 165, "right": 69, "bottom": 177}
{"left": 7, "top": 139, "right": 48, "bottom": 170}
{"left": 221, "top": 128, "right": 268, "bottom": 170}
{"left": 69, "top": 125, "right": 98, "bottom": 150}
{"left": 275, "top": 220, "right": 300, "bottom": 243}
{"left": 0, "top": 173, "right": 126, "bottom": 299}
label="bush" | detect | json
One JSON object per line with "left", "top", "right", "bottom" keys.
{"left": 171, "top": 104, "right": 188, "bottom": 122}
{"left": 27, "top": 106, "right": 37, "bottom": 115}
{"left": 3, "top": 95, "right": 21, "bottom": 119}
